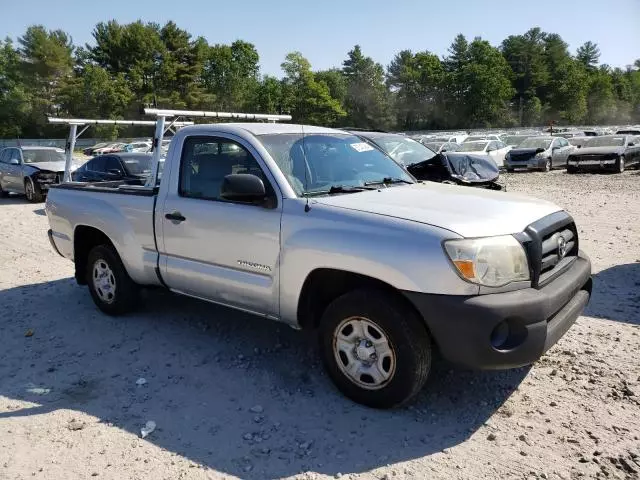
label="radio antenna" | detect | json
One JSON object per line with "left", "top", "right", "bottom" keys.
{"left": 301, "top": 124, "right": 311, "bottom": 213}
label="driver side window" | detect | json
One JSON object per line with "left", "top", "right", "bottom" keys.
{"left": 179, "top": 136, "right": 271, "bottom": 202}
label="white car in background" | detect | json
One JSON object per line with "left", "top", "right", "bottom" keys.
{"left": 457, "top": 140, "right": 512, "bottom": 167}
{"left": 463, "top": 134, "right": 503, "bottom": 143}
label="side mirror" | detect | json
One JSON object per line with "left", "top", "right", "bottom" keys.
{"left": 629, "top": 142, "right": 635, "bottom": 147}
{"left": 10, "top": 158, "right": 20, "bottom": 165}
{"left": 441, "top": 148, "right": 448, "bottom": 153}
{"left": 577, "top": 145, "right": 582, "bottom": 149}
{"left": 221, "top": 174, "right": 268, "bottom": 205}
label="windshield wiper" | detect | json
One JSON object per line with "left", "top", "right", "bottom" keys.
{"left": 302, "top": 184, "right": 376, "bottom": 197}
{"left": 364, "top": 177, "right": 414, "bottom": 186}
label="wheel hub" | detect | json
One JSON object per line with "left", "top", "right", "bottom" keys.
{"left": 354, "top": 340, "right": 376, "bottom": 363}
{"left": 333, "top": 317, "right": 396, "bottom": 390}
{"left": 92, "top": 259, "right": 116, "bottom": 304}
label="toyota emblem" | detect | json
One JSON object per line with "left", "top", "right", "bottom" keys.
{"left": 557, "top": 235, "right": 568, "bottom": 260}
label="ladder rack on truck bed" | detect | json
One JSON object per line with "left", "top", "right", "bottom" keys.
{"left": 142, "top": 109, "right": 293, "bottom": 188}
{"left": 48, "top": 117, "right": 194, "bottom": 183}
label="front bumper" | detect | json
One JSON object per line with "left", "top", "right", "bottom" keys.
{"left": 403, "top": 252, "right": 592, "bottom": 369}
{"left": 505, "top": 156, "right": 547, "bottom": 170}
{"left": 568, "top": 158, "right": 617, "bottom": 169}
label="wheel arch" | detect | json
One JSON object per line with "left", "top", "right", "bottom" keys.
{"left": 73, "top": 225, "right": 116, "bottom": 285}
{"left": 296, "top": 268, "right": 427, "bottom": 333}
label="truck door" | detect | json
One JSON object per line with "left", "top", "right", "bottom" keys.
{"left": 158, "top": 134, "right": 282, "bottom": 318}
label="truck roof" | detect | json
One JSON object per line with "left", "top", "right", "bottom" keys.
{"left": 177, "top": 123, "right": 341, "bottom": 137}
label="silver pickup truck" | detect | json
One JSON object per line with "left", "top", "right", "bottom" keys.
{"left": 46, "top": 122, "right": 592, "bottom": 408}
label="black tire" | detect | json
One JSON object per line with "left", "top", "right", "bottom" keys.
{"left": 567, "top": 166, "right": 577, "bottom": 174}
{"left": 86, "top": 244, "right": 139, "bottom": 315}
{"left": 506, "top": 168, "right": 514, "bottom": 173}
{"left": 615, "top": 156, "right": 625, "bottom": 174}
{"left": 0, "top": 182, "right": 9, "bottom": 198}
{"left": 543, "top": 159, "right": 551, "bottom": 172}
{"left": 24, "top": 177, "right": 44, "bottom": 203}
{"left": 318, "top": 289, "right": 431, "bottom": 409}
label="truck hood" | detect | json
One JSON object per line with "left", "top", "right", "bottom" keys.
{"left": 24, "top": 161, "right": 67, "bottom": 173}
{"left": 314, "top": 182, "right": 562, "bottom": 237}
{"left": 574, "top": 146, "right": 624, "bottom": 155}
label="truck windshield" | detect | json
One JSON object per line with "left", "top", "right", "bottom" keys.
{"left": 258, "top": 133, "right": 414, "bottom": 196}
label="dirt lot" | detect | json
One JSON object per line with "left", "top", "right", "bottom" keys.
{"left": 1, "top": 170, "right": 639, "bottom": 480}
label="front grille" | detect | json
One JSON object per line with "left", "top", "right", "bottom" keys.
{"left": 515, "top": 211, "right": 579, "bottom": 288}
{"left": 510, "top": 153, "right": 535, "bottom": 162}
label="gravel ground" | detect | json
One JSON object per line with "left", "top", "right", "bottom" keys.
{"left": 0, "top": 170, "right": 639, "bottom": 480}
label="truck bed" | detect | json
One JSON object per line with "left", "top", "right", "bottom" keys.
{"left": 46, "top": 184, "right": 162, "bottom": 286}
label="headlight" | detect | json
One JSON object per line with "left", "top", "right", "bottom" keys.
{"left": 534, "top": 151, "right": 548, "bottom": 159}
{"left": 443, "top": 235, "right": 530, "bottom": 287}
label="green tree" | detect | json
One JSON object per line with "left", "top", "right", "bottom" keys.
{"left": 501, "top": 28, "right": 549, "bottom": 125}
{"left": 254, "top": 75, "right": 284, "bottom": 114}
{"left": 202, "top": 40, "right": 260, "bottom": 111}
{"left": 17, "top": 26, "right": 75, "bottom": 136}
{"left": 457, "top": 38, "right": 515, "bottom": 127}
{"left": 0, "top": 38, "right": 31, "bottom": 137}
{"left": 342, "top": 45, "right": 391, "bottom": 129}
{"left": 576, "top": 41, "right": 600, "bottom": 70}
{"left": 387, "top": 49, "right": 445, "bottom": 129}
{"left": 280, "top": 51, "right": 345, "bottom": 125}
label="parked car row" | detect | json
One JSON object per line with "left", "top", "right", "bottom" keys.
{"left": 82, "top": 140, "right": 152, "bottom": 156}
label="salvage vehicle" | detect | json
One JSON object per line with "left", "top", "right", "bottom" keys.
{"left": 504, "top": 136, "right": 574, "bottom": 172}
{"left": 46, "top": 113, "right": 592, "bottom": 408}
{"left": 0, "top": 146, "right": 74, "bottom": 202}
{"left": 406, "top": 152, "right": 503, "bottom": 190}
{"left": 72, "top": 153, "right": 154, "bottom": 185}
{"left": 352, "top": 131, "right": 501, "bottom": 189}
{"left": 457, "top": 140, "right": 510, "bottom": 168}
{"left": 567, "top": 135, "right": 640, "bottom": 173}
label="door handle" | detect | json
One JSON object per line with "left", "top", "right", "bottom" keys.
{"left": 165, "top": 211, "right": 186, "bottom": 222}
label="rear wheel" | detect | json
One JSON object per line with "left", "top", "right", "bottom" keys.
{"left": 25, "top": 178, "right": 44, "bottom": 202}
{"left": 319, "top": 289, "right": 432, "bottom": 408}
{"left": 86, "top": 244, "right": 139, "bottom": 315}
{"left": 615, "top": 156, "right": 625, "bottom": 173}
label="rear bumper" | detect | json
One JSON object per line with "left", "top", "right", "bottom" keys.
{"left": 403, "top": 252, "right": 592, "bottom": 369}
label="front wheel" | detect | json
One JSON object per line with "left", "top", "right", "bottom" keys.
{"left": 567, "top": 165, "right": 578, "bottom": 174}
{"left": 615, "top": 156, "right": 625, "bottom": 173}
{"left": 86, "top": 244, "right": 139, "bottom": 315}
{"left": 0, "top": 181, "right": 9, "bottom": 198}
{"left": 25, "top": 178, "right": 44, "bottom": 202}
{"left": 543, "top": 159, "right": 551, "bottom": 172}
{"left": 319, "top": 289, "right": 432, "bottom": 408}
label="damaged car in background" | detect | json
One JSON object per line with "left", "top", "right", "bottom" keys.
{"left": 504, "top": 136, "right": 574, "bottom": 172}
{"left": 567, "top": 135, "right": 640, "bottom": 173}
{"left": 350, "top": 131, "right": 503, "bottom": 189}
{"left": 0, "top": 146, "right": 81, "bottom": 202}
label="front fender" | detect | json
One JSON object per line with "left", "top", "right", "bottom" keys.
{"left": 278, "top": 200, "right": 477, "bottom": 326}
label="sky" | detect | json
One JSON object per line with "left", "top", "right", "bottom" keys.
{"left": 2, "top": 0, "right": 639, "bottom": 76}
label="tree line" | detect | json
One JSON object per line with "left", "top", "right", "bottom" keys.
{"left": 1, "top": 21, "right": 639, "bottom": 139}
